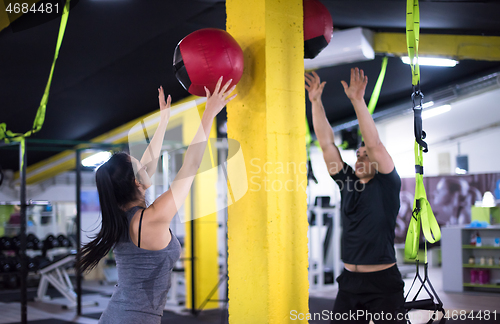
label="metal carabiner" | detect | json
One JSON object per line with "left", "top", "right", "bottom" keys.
{"left": 411, "top": 88, "right": 424, "bottom": 110}
{"left": 411, "top": 85, "right": 428, "bottom": 152}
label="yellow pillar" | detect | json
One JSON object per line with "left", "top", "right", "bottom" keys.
{"left": 226, "top": 0, "right": 309, "bottom": 323}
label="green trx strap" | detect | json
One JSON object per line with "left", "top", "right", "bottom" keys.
{"left": 403, "top": 3, "right": 445, "bottom": 320}
{"left": 367, "top": 56, "right": 388, "bottom": 115}
{"left": 0, "top": 0, "right": 71, "bottom": 170}
{"left": 405, "top": 142, "right": 441, "bottom": 260}
{"left": 403, "top": 0, "right": 441, "bottom": 262}
{"left": 305, "top": 117, "right": 312, "bottom": 151}
{"left": 406, "top": 0, "right": 420, "bottom": 87}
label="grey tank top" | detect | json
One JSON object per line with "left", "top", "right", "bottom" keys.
{"left": 108, "top": 206, "right": 182, "bottom": 316}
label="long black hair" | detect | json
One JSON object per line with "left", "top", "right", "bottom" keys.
{"left": 77, "top": 152, "right": 142, "bottom": 273}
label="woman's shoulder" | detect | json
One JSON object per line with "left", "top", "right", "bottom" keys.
{"left": 124, "top": 205, "right": 144, "bottom": 218}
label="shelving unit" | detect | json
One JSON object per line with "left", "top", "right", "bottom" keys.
{"left": 463, "top": 264, "right": 500, "bottom": 269}
{"left": 463, "top": 283, "right": 500, "bottom": 288}
{"left": 463, "top": 245, "right": 500, "bottom": 250}
{"left": 442, "top": 226, "right": 500, "bottom": 293}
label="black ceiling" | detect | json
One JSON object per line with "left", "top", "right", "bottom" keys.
{"left": 1, "top": 0, "right": 500, "bottom": 171}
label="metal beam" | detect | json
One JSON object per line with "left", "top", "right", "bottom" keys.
{"left": 75, "top": 149, "right": 82, "bottom": 316}
{"left": 374, "top": 32, "right": 500, "bottom": 61}
{"left": 19, "top": 143, "right": 27, "bottom": 324}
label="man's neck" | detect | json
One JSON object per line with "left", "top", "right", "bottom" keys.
{"left": 359, "top": 175, "right": 375, "bottom": 184}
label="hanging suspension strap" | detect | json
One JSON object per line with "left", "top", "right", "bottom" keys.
{"left": 405, "top": 0, "right": 427, "bottom": 153}
{"left": 404, "top": 142, "right": 444, "bottom": 323}
{"left": 0, "top": 0, "right": 71, "bottom": 170}
{"left": 403, "top": 1, "right": 444, "bottom": 322}
{"left": 405, "top": 143, "right": 441, "bottom": 259}
{"left": 367, "top": 56, "right": 389, "bottom": 115}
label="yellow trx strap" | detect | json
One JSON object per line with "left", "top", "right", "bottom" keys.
{"left": 406, "top": 0, "right": 420, "bottom": 87}
{"left": 403, "top": 2, "right": 445, "bottom": 320}
{"left": 0, "top": 0, "right": 71, "bottom": 169}
{"left": 404, "top": 0, "right": 441, "bottom": 261}
{"left": 367, "top": 56, "right": 388, "bottom": 115}
{"left": 405, "top": 143, "right": 441, "bottom": 260}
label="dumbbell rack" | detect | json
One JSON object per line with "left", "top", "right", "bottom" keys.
{"left": 0, "top": 233, "right": 74, "bottom": 288}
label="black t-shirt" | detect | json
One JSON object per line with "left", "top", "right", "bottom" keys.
{"left": 331, "top": 163, "right": 401, "bottom": 265}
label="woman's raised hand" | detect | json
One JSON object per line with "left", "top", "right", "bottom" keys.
{"left": 204, "top": 76, "right": 237, "bottom": 117}
{"left": 158, "top": 86, "right": 171, "bottom": 119}
{"left": 305, "top": 71, "right": 326, "bottom": 103}
{"left": 341, "top": 67, "right": 368, "bottom": 102}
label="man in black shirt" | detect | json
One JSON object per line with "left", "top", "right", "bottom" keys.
{"left": 305, "top": 68, "right": 405, "bottom": 323}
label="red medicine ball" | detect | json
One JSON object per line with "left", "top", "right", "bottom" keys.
{"left": 173, "top": 28, "right": 244, "bottom": 97}
{"left": 303, "top": 0, "right": 333, "bottom": 59}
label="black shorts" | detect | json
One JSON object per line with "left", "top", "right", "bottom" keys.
{"left": 331, "top": 264, "right": 406, "bottom": 324}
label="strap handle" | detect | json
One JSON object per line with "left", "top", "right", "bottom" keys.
{"left": 405, "top": 143, "right": 441, "bottom": 260}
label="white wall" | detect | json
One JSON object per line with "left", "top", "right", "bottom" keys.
{"left": 377, "top": 88, "right": 500, "bottom": 178}
{"left": 0, "top": 184, "right": 99, "bottom": 244}
{"left": 0, "top": 184, "right": 97, "bottom": 202}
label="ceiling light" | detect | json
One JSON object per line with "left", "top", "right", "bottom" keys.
{"left": 422, "top": 104, "right": 451, "bottom": 120}
{"left": 219, "top": 121, "right": 227, "bottom": 135}
{"left": 422, "top": 101, "right": 434, "bottom": 109}
{"left": 82, "top": 151, "right": 112, "bottom": 168}
{"left": 401, "top": 56, "right": 458, "bottom": 67}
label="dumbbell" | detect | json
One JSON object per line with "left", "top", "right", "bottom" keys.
{"left": 27, "top": 257, "right": 39, "bottom": 272}
{"left": 0, "top": 256, "right": 16, "bottom": 273}
{"left": 57, "top": 234, "right": 71, "bottom": 248}
{"left": 9, "top": 255, "right": 29, "bottom": 272}
{"left": 0, "top": 255, "right": 35, "bottom": 273}
{"left": 27, "top": 234, "right": 44, "bottom": 250}
{"left": 0, "top": 255, "right": 10, "bottom": 272}
{"left": 0, "top": 236, "right": 12, "bottom": 251}
{"left": 4, "top": 273, "right": 19, "bottom": 289}
{"left": 11, "top": 236, "right": 21, "bottom": 251}
{"left": 13, "top": 256, "right": 22, "bottom": 272}
{"left": 44, "top": 234, "right": 60, "bottom": 250}
{"left": 3, "top": 235, "right": 44, "bottom": 251}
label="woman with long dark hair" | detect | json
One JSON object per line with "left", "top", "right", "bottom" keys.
{"left": 78, "top": 77, "right": 236, "bottom": 324}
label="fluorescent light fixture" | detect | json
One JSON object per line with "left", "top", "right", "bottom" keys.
{"left": 219, "top": 120, "right": 227, "bottom": 135}
{"left": 401, "top": 56, "right": 458, "bottom": 67}
{"left": 422, "top": 104, "right": 451, "bottom": 120}
{"left": 82, "top": 151, "right": 112, "bottom": 168}
{"left": 422, "top": 101, "right": 434, "bottom": 109}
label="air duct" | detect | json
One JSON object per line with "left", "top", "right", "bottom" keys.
{"left": 304, "top": 27, "right": 375, "bottom": 70}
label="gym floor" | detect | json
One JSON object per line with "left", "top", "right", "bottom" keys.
{"left": 0, "top": 266, "right": 499, "bottom": 324}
